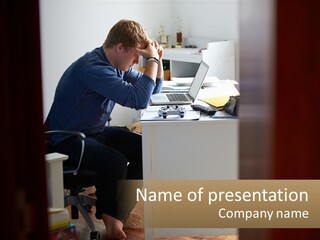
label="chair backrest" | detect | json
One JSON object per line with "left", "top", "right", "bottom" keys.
{"left": 44, "top": 130, "right": 99, "bottom": 191}
{"left": 44, "top": 130, "right": 86, "bottom": 175}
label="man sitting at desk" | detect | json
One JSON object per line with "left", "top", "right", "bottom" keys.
{"left": 45, "top": 19, "right": 163, "bottom": 239}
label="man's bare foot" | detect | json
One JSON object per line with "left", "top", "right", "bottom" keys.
{"left": 124, "top": 211, "right": 142, "bottom": 228}
{"left": 102, "top": 213, "right": 126, "bottom": 240}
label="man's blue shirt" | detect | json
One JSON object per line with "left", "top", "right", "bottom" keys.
{"left": 45, "top": 46, "right": 163, "bottom": 145}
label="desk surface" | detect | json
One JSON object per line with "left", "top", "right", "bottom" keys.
{"left": 141, "top": 88, "right": 237, "bottom": 122}
{"left": 141, "top": 110, "right": 236, "bottom": 124}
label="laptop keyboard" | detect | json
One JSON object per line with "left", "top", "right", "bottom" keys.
{"left": 167, "top": 93, "right": 189, "bottom": 102}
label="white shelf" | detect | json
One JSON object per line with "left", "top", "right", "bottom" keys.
{"left": 163, "top": 48, "right": 202, "bottom": 63}
{"left": 162, "top": 40, "right": 235, "bottom": 80}
{"left": 46, "top": 153, "right": 68, "bottom": 208}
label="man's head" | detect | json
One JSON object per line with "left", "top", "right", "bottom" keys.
{"left": 104, "top": 19, "right": 149, "bottom": 50}
{"left": 103, "top": 19, "right": 150, "bottom": 71}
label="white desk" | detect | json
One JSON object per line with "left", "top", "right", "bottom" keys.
{"left": 141, "top": 113, "right": 238, "bottom": 239}
{"left": 45, "top": 152, "right": 68, "bottom": 208}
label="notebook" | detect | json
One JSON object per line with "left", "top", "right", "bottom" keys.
{"left": 149, "top": 61, "right": 209, "bottom": 105}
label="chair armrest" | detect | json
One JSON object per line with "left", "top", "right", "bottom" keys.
{"left": 44, "top": 130, "right": 86, "bottom": 176}
{"left": 45, "top": 130, "right": 86, "bottom": 140}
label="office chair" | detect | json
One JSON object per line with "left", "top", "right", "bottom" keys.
{"left": 45, "top": 130, "right": 101, "bottom": 240}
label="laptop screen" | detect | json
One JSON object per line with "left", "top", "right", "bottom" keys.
{"left": 189, "top": 61, "right": 209, "bottom": 99}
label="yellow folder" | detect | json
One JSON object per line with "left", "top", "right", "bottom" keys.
{"left": 199, "top": 95, "right": 239, "bottom": 109}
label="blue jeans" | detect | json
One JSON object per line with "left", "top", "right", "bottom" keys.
{"left": 55, "top": 126, "right": 142, "bottom": 222}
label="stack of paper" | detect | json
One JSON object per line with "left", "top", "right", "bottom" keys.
{"left": 197, "top": 80, "right": 239, "bottom": 109}
{"left": 199, "top": 95, "right": 232, "bottom": 110}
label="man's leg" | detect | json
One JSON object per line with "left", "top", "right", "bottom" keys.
{"left": 100, "top": 127, "right": 143, "bottom": 223}
{"left": 101, "top": 126, "right": 143, "bottom": 180}
{"left": 55, "top": 136, "right": 128, "bottom": 238}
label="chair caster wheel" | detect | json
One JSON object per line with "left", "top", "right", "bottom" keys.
{"left": 90, "top": 231, "right": 101, "bottom": 240}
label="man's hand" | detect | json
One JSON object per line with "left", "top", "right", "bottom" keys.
{"left": 135, "top": 39, "right": 164, "bottom": 81}
{"left": 148, "top": 40, "right": 164, "bottom": 80}
{"left": 157, "top": 43, "right": 163, "bottom": 60}
{"left": 135, "top": 41, "right": 159, "bottom": 59}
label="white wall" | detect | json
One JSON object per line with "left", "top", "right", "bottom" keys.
{"left": 40, "top": 0, "right": 238, "bottom": 125}
{"left": 171, "top": 0, "right": 238, "bottom": 41}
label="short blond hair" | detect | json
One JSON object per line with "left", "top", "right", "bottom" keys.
{"left": 103, "top": 19, "right": 149, "bottom": 49}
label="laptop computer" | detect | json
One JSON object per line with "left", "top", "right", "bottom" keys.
{"left": 149, "top": 60, "right": 209, "bottom": 105}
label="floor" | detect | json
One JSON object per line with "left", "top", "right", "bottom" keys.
{"left": 69, "top": 199, "right": 239, "bottom": 240}
{"left": 69, "top": 201, "right": 145, "bottom": 240}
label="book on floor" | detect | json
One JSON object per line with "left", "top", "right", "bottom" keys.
{"left": 49, "top": 223, "right": 76, "bottom": 240}
{"left": 48, "top": 208, "right": 70, "bottom": 231}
